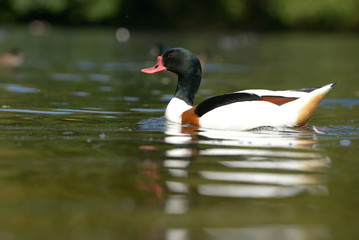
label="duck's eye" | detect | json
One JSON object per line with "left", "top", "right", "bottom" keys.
{"left": 168, "top": 53, "right": 174, "bottom": 58}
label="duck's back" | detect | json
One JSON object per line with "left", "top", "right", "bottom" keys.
{"left": 198, "top": 83, "right": 336, "bottom": 130}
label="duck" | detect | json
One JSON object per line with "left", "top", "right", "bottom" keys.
{"left": 0, "top": 49, "right": 24, "bottom": 67}
{"left": 141, "top": 47, "right": 336, "bottom": 131}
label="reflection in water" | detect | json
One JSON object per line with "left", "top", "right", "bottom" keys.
{"left": 199, "top": 171, "right": 322, "bottom": 185}
{"left": 159, "top": 122, "right": 331, "bottom": 239}
{"left": 220, "top": 158, "right": 329, "bottom": 172}
{"left": 198, "top": 184, "right": 309, "bottom": 198}
{"left": 166, "top": 181, "right": 189, "bottom": 194}
{"left": 164, "top": 160, "right": 190, "bottom": 168}
{"left": 165, "top": 195, "right": 188, "bottom": 214}
{"left": 204, "top": 225, "right": 330, "bottom": 240}
{"left": 165, "top": 123, "right": 320, "bottom": 148}
{"left": 163, "top": 124, "right": 329, "bottom": 198}
{"left": 137, "top": 161, "right": 164, "bottom": 202}
{"left": 166, "top": 229, "right": 189, "bottom": 240}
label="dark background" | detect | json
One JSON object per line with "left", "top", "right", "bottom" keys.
{"left": 1, "top": 0, "right": 359, "bottom": 31}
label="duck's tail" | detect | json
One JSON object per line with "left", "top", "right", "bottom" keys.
{"left": 282, "top": 83, "right": 336, "bottom": 126}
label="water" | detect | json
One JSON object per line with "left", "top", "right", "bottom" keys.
{"left": 0, "top": 27, "right": 358, "bottom": 240}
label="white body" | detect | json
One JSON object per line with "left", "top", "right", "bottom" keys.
{"left": 165, "top": 83, "right": 334, "bottom": 131}
{"left": 165, "top": 97, "right": 192, "bottom": 123}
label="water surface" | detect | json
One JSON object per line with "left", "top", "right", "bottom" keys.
{"left": 0, "top": 27, "right": 358, "bottom": 240}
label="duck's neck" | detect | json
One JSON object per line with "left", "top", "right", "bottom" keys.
{"left": 174, "top": 62, "right": 202, "bottom": 106}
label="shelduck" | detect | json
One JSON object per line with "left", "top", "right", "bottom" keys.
{"left": 141, "top": 48, "right": 335, "bottom": 131}
{"left": 0, "top": 49, "right": 24, "bottom": 67}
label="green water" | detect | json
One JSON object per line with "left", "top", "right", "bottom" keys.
{"left": 0, "top": 27, "right": 358, "bottom": 240}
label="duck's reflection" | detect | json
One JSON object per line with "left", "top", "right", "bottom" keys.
{"left": 163, "top": 122, "right": 330, "bottom": 201}
{"left": 165, "top": 122, "right": 320, "bottom": 148}
{"left": 203, "top": 225, "right": 330, "bottom": 240}
{"left": 139, "top": 120, "right": 332, "bottom": 240}
{"left": 165, "top": 225, "right": 330, "bottom": 240}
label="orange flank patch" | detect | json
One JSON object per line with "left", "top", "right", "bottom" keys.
{"left": 261, "top": 96, "right": 298, "bottom": 105}
{"left": 181, "top": 106, "right": 200, "bottom": 126}
{"left": 297, "top": 92, "right": 326, "bottom": 126}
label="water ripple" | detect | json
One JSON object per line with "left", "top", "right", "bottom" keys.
{"left": 0, "top": 84, "right": 39, "bottom": 93}
{"left": 320, "top": 98, "right": 359, "bottom": 109}
{"left": 0, "top": 108, "right": 69, "bottom": 115}
{"left": 0, "top": 107, "right": 122, "bottom": 115}
{"left": 54, "top": 108, "right": 122, "bottom": 114}
{"left": 52, "top": 73, "right": 83, "bottom": 82}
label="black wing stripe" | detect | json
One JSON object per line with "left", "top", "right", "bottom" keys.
{"left": 194, "top": 92, "right": 262, "bottom": 117}
{"left": 290, "top": 87, "right": 319, "bottom": 93}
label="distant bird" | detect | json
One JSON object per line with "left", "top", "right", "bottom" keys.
{"left": 0, "top": 49, "right": 24, "bottom": 67}
{"left": 141, "top": 47, "right": 336, "bottom": 130}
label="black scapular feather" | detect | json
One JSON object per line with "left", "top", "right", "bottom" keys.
{"left": 290, "top": 87, "right": 319, "bottom": 93}
{"left": 194, "top": 92, "right": 262, "bottom": 117}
